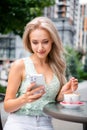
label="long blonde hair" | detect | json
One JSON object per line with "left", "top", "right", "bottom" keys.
{"left": 23, "top": 16, "right": 66, "bottom": 88}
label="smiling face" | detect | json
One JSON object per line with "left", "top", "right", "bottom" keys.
{"left": 29, "top": 28, "right": 53, "bottom": 60}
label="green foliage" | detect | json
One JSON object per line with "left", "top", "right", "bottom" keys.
{"left": 0, "top": 85, "right": 5, "bottom": 101}
{"left": 65, "top": 46, "right": 78, "bottom": 79}
{"left": 83, "top": 56, "right": 87, "bottom": 72}
{"left": 0, "top": 0, "right": 55, "bottom": 36}
{"left": 77, "top": 68, "right": 87, "bottom": 81}
{"left": 65, "top": 46, "right": 87, "bottom": 82}
{"left": 0, "top": 85, "right": 6, "bottom": 93}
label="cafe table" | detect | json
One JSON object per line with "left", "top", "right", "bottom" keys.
{"left": 43, "top": 101, "right": 87, "bottom": 130}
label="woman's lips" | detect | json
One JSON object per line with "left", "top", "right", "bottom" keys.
{"left": 38, "top": 51, "right": 46, "bottom": 54}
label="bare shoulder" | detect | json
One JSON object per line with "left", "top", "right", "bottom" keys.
{"left": 9, "top": 59, "right": 25, "bottom": 78}
{"left": 11, "top": 59, "right": 24, "bottom": 69}
{"left": 11, "top": 59, "right": 24, "bottom": 70}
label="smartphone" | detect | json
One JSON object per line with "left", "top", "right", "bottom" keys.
{"left": 29, "top": 74, "right": 45, "bottom": 90}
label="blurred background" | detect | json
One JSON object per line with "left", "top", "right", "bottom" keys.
{"left": 0, "top": 1, "right": 87, "bottom": 130}
{"left": 0, "top": 0, "right": 87, "bottom": 97}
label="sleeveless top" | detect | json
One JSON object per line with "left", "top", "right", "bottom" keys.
{"left": 14, "top": 57, "right": 60, "bottom": 116}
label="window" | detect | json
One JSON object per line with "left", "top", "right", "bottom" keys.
{"left": 0, "top": 36, "right": 15, "bottom": 59}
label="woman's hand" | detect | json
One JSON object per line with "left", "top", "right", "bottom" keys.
{"left": 23, "top": 82, "right": 45, "bottom": 103}
{"left": 4, "top": 83, "right": 45, "bottom": 113}
{"left": 57, "top": 77, "right": 78, "bottom": 101}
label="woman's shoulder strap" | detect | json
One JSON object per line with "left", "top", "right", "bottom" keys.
{"left": 23, "top": 57, "right": 33, "bottom": 76}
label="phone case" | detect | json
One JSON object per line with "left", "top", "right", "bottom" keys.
{"left": 29, "top": 74, "right": 45, "bottom": 87}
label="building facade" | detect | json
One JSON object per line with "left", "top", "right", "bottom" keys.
{"left": 76, "top": 3, "right": 87, "bottom": 53}
{"left": 0, "top": 34, "right": 15, "bottom": 62}
{"left": 0, "top": 33, "right": 29, "bottom": 64}
{"left": 44, "top": 0, "right": 79, "bottom": 47}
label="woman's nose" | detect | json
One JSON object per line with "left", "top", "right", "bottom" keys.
{"left": 38, "top": 43, "right": 43, "bottom": 50}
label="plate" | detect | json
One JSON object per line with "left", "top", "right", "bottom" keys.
{"left": 60, "top": 101, "right": 84, "bottom": 109}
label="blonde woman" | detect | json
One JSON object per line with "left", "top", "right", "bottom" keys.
{"left": 4, "top": 17, "right": 78, "bottom": 130}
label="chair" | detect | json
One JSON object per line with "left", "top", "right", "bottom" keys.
{"left": 0, "top": 111, "right": 3, "bottom": 130}
{"left": 0, "top": 102, "right": 8, "bottom": 129}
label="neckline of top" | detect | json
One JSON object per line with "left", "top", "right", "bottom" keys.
{"left": 27, "top": 57, "right": 56, "bottom": 86}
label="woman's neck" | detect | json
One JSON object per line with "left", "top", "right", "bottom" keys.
{"left": 30, "top": 54, "right": 48, "bottom": 65}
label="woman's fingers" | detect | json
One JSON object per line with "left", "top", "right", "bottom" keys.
{"left": 24, "top": 83, "right": 45, "bottom": 103}
{"left": 26, "top": 82, "right": 36, "bottom": 91}
{"left": 61, "top": 77, "right": 78, "bottom": 94}
{"left": 70, "top": 78, "right": 78, "bottom": 92}
{"left": 27, "top": 91, "right": 45, "bottom": 102}
{"left": 57, "top": 77, "right": 78, "bottom": 101}
{"left": 61, "top": 81, "right": 71, "bottom": 93}
{"left": 27, "top": 83, "right": 45, "bottom": 92}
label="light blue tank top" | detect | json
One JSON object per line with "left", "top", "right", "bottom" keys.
{"left": 14, "top": 57, "right": 60, "bottom": 116}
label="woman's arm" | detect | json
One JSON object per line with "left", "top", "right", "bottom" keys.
{"left": 56, "top": 77, "right": 78, "bottom": 101}
{"left": 4, "top": 59, "right": 45, "bottom": 113}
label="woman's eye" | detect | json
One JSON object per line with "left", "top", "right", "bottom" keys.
{"left": 32, "top": 42, "right": 38, "bottom": 44}
{"left": 43, "top": 41, "right": 48, "bottom": 44}
{"left": 32, "top": 40, "right": 49, "bottom": 44}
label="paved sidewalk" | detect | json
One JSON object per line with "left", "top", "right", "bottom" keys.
{"left": 52, "top": 119, "right": 82, "bottom": 130}
{"left": 0, "top": 81, "right": 87, "bottom": 130}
